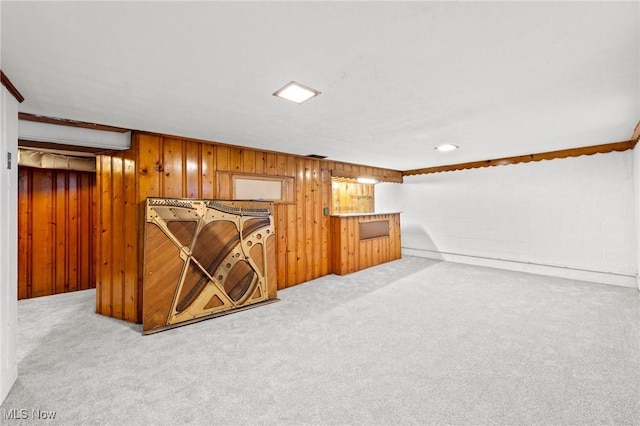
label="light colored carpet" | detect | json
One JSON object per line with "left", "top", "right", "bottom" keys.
{"left": 1, "top": 256, "right": 638, "bottom": 425}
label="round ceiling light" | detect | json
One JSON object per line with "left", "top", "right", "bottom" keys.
{"left": 435, "top": 144, "right": 459, "bottom": 152}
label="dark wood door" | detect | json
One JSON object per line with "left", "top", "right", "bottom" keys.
{"left": 17, "top": 166, "right": 96, "bottom": 299}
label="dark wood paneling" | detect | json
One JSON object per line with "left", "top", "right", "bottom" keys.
{"left": 96, "top": 131, "right": 403, "bottom": 323}
{"left": 17, "top": 167, "right": 95, "bottom": 299}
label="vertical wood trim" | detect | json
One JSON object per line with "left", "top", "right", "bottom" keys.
{"left": 95, "top": 157, "right": 102, "bottom": 311}
{"left": 50, "top": 171, "right": 57, "bottom": 296}
{"left": 303, "top": 159, "right": 313, "bottom": 282}
{"left": 201, "top": 144, "right": 216, "bottom": 198}
{"left": 321, "top": 166, "right": 331, "bottom": 275}
{"left": 31, "top": 170, "right": 53, "bottom": 297}
{"left": 312, "top": 160, "right": 321, "bottom": 279}
{"left": 90, "top": 171, "right": 96, "bottom": 292}
{"left": 216, "top": 145, "right": 230, "bottom": 172}
{"left": 100, "top": 156, "right": 113, "bottom": 316}
{"left": 231, "top": 148, "right": 242, "bottom": 172}
{"left": 17, "top": 168, "right": 30, "bottom": 299}
{"left": 137, "top": 133, "right": 161, "bottom": 321}
{"left": 275, "top": 204, "right": 287, "bottom": 290}
{"left": 123, "top": 146, "right": 138, "bottom": 322}
{"left": 67, "top": 173, "right": 77, "bottom": 292}
{"left": 54, "top": 171, "right": 66, "bottom": 294}
{"left": 265, "top": 153, "right": 276, "bottom": 176}
{"left": 295, "top": 158, "right": 305, "bottom": 284}
{"left": 111, "top": 156, "right": 124, "bottom": 318}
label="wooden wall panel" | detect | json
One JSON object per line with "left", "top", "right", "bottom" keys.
{"left": 122, "top": 148, "right": 138, "bottom": 321}
{"left": 17, "top": 167, "right": 95, "bottom": 299}
{"left": 111, "top": 156, "right": 125, "bottom": 318}
{"left": 17, "top": 170, "right": 30, "bottom": 300}
{"left": 330, "top": 213, "right": 402, "bottom": 275}
{"left": 79, "top": 172, "right": 94, "bottom": 293}
{"left": 96, "top": 155, "right": 112, "bottom": 315}
{"left": 96, "top": 132, "right": 403, "bottom": 322}
{"left": 331, "top": 179, "right": 375, "bottom": 214}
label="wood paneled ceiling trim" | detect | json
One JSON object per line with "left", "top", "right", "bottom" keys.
{"left": 330, "top": 169, "right": 403, "bottom": 184}
{"left": 402, "top": 140, "right": 638, "bottom": 176}
{"left": 19, "top": 112, "right": 130, "bottom": 133}
{"left": 1, "top": 70, "right": 25, "bottom": 103}
{"left": 134, "top": 130, "right": 404, "bottom": 183}
{"left": 631, "top": 121, "right": 640, "bottom": 142}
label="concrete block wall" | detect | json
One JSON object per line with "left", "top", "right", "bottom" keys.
{"left": 377, "top": 151, "right": 637, "bottom": 287}
{"left": 634, "top": 145, "right": 640, "bottom": 290}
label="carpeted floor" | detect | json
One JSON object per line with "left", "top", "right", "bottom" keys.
{"left": 1, "top": 256, "right": 639, "bottom": 425}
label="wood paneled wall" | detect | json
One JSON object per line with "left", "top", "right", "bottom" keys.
{"left": 330, "top": 213, "right": 402, "bottom": 275}
{"left": 17, "top": 167, "right": 96, "bottom": 299}
{"left": 96, "top": 132, "right": 403, "bottom": 323}
{"left": 331, "top": 179, "right": 375, "bottom": 214}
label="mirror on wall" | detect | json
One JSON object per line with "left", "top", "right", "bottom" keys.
{"left": 331, "top": 177, "right": 375, "bottom": 214}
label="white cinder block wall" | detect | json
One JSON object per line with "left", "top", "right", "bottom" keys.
{"left": 0, "top": 85, "right": 19, "bottom": 403}
{"left": 376, "top": 151, "right": 637, "bottom": 287}
{"left": 634, "top": 145, "right": 640, "bottom": 290}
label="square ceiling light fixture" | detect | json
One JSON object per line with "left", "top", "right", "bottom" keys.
{"left": 273, "top": 81, "right": 320, "bottom": 104}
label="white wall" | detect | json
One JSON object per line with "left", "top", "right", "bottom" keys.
{"left": 0, "top": 85, "right": 19, "bottom": 403}
{"left": 634, "top": 145, "right": 640, "bottom": 291}
{"left": 377, "top": 151, "right": 636, "bottom": 287}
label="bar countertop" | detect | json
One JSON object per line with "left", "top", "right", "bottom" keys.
{"left": 329, "top": 211, "right": 401, "bottom": 218}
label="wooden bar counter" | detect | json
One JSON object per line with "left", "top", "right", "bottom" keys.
{"left": 330, "top": 212, "right": 401, "bottom": 275}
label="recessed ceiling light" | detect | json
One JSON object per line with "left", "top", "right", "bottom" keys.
{"left": 273, "top": 81, "right": 320, "bottom": 104}
{"left": 356, "top": 177, "right": 377, "bottom": 184}
{"left": 435, "top": 144, "right": 459, "bottom": 152}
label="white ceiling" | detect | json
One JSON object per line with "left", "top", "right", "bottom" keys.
{"left": 2, "top": 1, "right": 638, "bottom": 171}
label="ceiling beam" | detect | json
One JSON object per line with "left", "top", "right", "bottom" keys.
{"left": 402, "top": 140, "right": 638, "bottom": 176}
{"left": 1, "top": 70, "right": 25, "bottom": 103}
{"left": 631, "top": 121, "right": 640, "bottom": 142}
{"left": 19, "top": 112, "right": 130, "bottom": 133}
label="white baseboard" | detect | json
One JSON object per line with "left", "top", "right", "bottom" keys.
{"left": 403, "top": 247, "right": 637, "bottom": 289}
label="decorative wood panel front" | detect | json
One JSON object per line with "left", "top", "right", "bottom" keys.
{"left": 331, "top": 213, "right": 402, "bottom": 275}
{"left": 142, "top": 197, "right": 277, "bottom": 333}
{"left": 17, "top": 166, "right": 95, "bottom": 299}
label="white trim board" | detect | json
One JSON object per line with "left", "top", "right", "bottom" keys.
{"left": 18, "top": 120, "right": 130, "bottom": 150}
{"left": 403, "top": 247, "right": 637, "bottom": 289}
